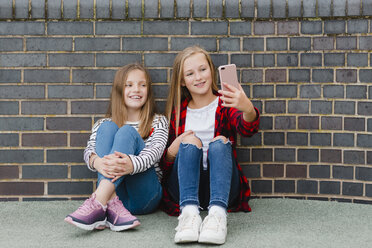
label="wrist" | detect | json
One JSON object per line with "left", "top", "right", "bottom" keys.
{"left": 90, "top": 155, "right": 98, "bottom": 169}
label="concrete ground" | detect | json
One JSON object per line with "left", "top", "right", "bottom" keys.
{"left": 1, "top": 198, "right": 371, "bottom": 248}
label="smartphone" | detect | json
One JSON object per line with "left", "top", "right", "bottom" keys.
{"left": 218, "top": 64, "right": 240, "bottom": 92}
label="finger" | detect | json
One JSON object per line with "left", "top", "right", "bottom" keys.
{"left": 114, "top": 151, "right": 128, "bottom": 159}
{"left": 222, "top": 82, "right": 238, "bottom": 92}
{"left": 219, "top": 89, "right": 235, "bottom": 98}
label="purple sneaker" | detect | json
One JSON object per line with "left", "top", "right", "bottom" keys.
{"left": 64, "top": 193, "right": 107, "bottom": 231}
{"left": 106, "top": 196, "right": 140, "bottom": 231}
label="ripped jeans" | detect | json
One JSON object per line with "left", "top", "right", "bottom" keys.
{"left": 166, "top": 139, "right": 240, "bottom": 209}
{"left": 95, "top": 121, "right": 162, "bottom": 215}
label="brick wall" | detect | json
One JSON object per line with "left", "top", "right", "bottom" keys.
{"left": 0, "top": 0, "right": 371, "bottom": 204}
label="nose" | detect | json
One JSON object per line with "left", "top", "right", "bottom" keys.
{"left": 133, "top": 83, "right": 140, "bottom": 91}
{"left": 195, "top": 71, "right": 202, "bottom": 80}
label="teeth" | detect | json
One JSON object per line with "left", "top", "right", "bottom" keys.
{"left": 130, "top": 96, "right": 141, "bottom": 99}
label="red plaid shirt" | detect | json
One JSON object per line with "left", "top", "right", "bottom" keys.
{"left": 160, "top": 95, "right": 260, "bottom": 216}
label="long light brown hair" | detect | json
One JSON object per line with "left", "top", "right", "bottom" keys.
{"left": 106, "top": 64, "right": 156, "bottom": 139}
{"left": 165, "top": 46, "right": 219, "bottom": 136}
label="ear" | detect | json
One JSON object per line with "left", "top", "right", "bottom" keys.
{"left": 181, "top": 80, "right": 186, "bottom": 87}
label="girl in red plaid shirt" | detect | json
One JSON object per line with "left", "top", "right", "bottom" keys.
{"left": 161, "top": 46, "right": 260, "bottom": 244}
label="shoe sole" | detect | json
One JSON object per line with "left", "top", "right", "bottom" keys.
{"left": 174, "top": 234, "right": 199, "bottom": 243}
{"left": 64, "top": 217, "right": 107, "bottom": 231}
{"left": 198, "top": 236, "right": 226, "bottom": 245}
{"left": 106, "top": 220, "right": 141, "bottom": 232}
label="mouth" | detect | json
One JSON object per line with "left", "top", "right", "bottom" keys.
{"left": 129, "top": 95, "right": 142, "bottom": 100}
{"left": 194, "top": 81, "right": 206, "bottom": 88}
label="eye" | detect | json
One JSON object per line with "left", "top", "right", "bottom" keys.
{"left": 201, "top": 67, "right": 207, "bottom": 71}
{"left": 125, "top": 83, "right": 132, "bottom": 87}
{"left": 186, "top": 72, "right": 193, "bottom": 77}
{"left": 141, "top": 83, "right": 146, "bottom": 87}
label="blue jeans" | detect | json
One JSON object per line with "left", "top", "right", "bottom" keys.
{"left": 95, "top": 121, "right": 162, "bottom": 215}
{"left": 166, "top": 139, "right": 240, "bottom": 209}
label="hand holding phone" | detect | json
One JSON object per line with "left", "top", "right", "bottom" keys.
{"left": 218, "top": 64, "right": 240, "bottom": 92}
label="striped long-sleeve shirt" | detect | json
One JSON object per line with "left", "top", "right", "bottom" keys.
{"left": 84, "top": 114, "right": 169, "bottom": 181}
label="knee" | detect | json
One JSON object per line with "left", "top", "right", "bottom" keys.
{"left": 181, "top": 134, "right": 202, "bottom": 149}
{"left": 211, "top": 135, "right": 228, "bottom": 143}
{"left": 209, "top": 136, "right": 231, "bottom": 153}
{"left": 98, "top": 121, "right": 118, "bottom": 134}
{"left": 116, "top": 124, "right": 137, "bottom": 138}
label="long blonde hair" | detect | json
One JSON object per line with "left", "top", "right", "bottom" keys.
{"left": 165, "top": 46, "right": 219, "bottom": 136}
{"left": 106, "top": 64, "right": 156, "bottom": 139}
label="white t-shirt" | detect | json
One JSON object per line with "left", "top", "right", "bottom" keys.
{"left": 185, "top": 97, "right": 219, "bottom": 170}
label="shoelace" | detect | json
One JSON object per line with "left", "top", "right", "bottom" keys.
{"left": 175, "top": 214, "right": 197, "bottom": 231}
{"left": 110, "top": 198, "right": 130, "bottom": 217}
{"left": 200, "top": 214, "right": 222, "bottom": 232}
{"left": 76, "top": 196, "right": 100, "bottom": 215}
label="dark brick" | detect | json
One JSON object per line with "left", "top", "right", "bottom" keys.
{"left": 254, "top": 54, "right": 274, "bottom": 67}
{"left": 241, "top": 0, "right": 254, "bottom": 17}
{"left": 298, "top": 149, "right": 319, "bottom": 162}
{"left": 26, "top": 38, "right": 72, "bottom": 51}
{"left": 73, "top": 69, "right": 116, "bottom": 83}
{"left": 335, "top": 101, "right": 355, "bottom": 115}
{"left": 323, "top": 85, "right": 344, "bottom": 98}
{"left": 358, "top": 102, "right": 372, "bottom": 116}
{"left": 46, "top": 117, "right": 91, "bottom": 131}
{"left": 243, "top": 38, "right": 264, "bottom": 51}
{"left": 0, "top": 166, "right": 19, "bottom": 179}
{"left": 0, "top": 38, "right": 23, "bottom": 51}
{"left": 47, "top": 149, "right": 84, "bottom": 163}
{"left": 369, "top": 119, "right": 372, "bottom": 132}
{"left": 0, "top": 182, "right": 44, "bottom": 195}
{"left": 288, "top": 100, "right": 309, "bottom": 114}
{"left": 347, "top": 86, "right": 367, "bottom": 99}
{"left": 257, "top": 0, "right": 271, "bottom": 18}
{"left": 301, "top": 21, "right": 322, "bottom": 34}
{"left": 275, "top": 180, "right": 295, "bottom": 193}
{"left": 344, "top": 117, "right": 365, "bottom": 131}
{"left": 274, "top": 148, "right": 296, "bottom": 162}
{"left": 252, "top": 149, "right": 273, "bottom": 162}
{"left": 360, "top": 70, "right": 372, "bottom": 83}
{"left": 310, "top": 133, "right": 331, "bottom": 146}
{"left": 230, "top": 22, "right": 252, "bottom": 35}
{"left": 366, "top": 184, "right": 372, "bottom": 197}
{"left": 176, "top": 0, "right": 190, "bottom": 18}
{"left": 70, "top": 133, "right": 91, "bottom": 147}
{"left": 276, "top": 85, "right": 297, "bottom": 98}
{"left": 334, "top": 133, "right": 354, "bottom": 147}
{"left": 286, "top": 164, "right": 307, "bottom": 178}
{"left": 277, "top": 21, "right": 299, "bottom": 35}
{"left": 148, "top": 69, "right": 167, "bottom": 83}
{"left": 210, "top": 54, "right": 228, "bottom": 68}
{"left": 21, "top": 101, "right": 67, "bottom": 115}
{"left": 320, "top": 181, "right": 340, "bottom": 195}
{"left": 264, "top": 133, "right": 285, "bottom": 146}
{"left": 310, "top": 165, "right": 330, "bottom": 178}
{"left": 267, "top": 38, "right": 287, "bottom": 51}
{"left": 318, "top": 0, "right": 331, "bottom": 16}
{"left": 357, "top": 134, "right": 372, "bottom": 148}
{"left": 0, "top": 133, "right": 18, "bottom": 147}
{"left": 347, "top": 53, "right": 368, "bottom": 67}
{"left": 336, "top": 37, "right": 357, "bottom": 50}
{"left": 208, "top": 0, "right": 223, "bottom": 18}
{"left": 0, "top": 150, "right": 43, "bottom": 163}
{"left": 236, "top": 148, "right": 250, "bottom": 163}
{"left": 96, "top": 0, "right": 109, "bottom": 18}
{"left": 241, "top": 132, "right": 262, "bottom": 146}
{"left": 298, "top": 116, "right": 319, "bottom": 129}
{"left": 24, "top": 70, "right": 69, "bottom": 83}
{"left": 333, "top": 0, "right": 347, "bottom": 16}
{"left": 22, "top": 165, "right": 68, "bottom": 179}
{"left": 192, "top": 0, "right": 207, "bottom": 17}
{"left": 48, "top": 85, "right": 93, "bottom": 99}
{"left": 259, "top": 116, "right": 273, "bottom": 130}
{"left": 0, "top": 102, "right": 18, "bottom": 115}
{"left": 359, "top": 37, "right": 372, "bottom": 50}
{"left": 49, "top": 54, "right": 94, "bottom": 67}
{"left": 265, "top": 100, "right": 286, "bottom": 114}
{"left": 321, "top": 117, "right": 342, "bottom": 130}
{"left": 301, "top": 53, "right": 322, "bottom": 66}
{"left": 219, "top": 38, "right": 240, "bottom": 51}
{"left": 344, "top": 150, "right": 365, "bottom": 164}
{"left": 0, "top": 54, "right": 46, "bottom": 67}
{"left": 0, "top": 70, "right": 21, "bottom": 83}
{"left": 325, "top": 20, "right": 346, "bottom": 34}
{"left": 290, "top": 37, "right": 311, "bottom": 51}
{"left": 336, "top": 69, "right": 357, "bottom": 83}
{"left": 144, "top": 53, "right": 177, "bottom": 67}
{"left": 22, "top": 133, "right": 67, "bottom": 147}
{"left": 312, "top": 69, "right": 334, "bottom": 83}
{"left": 144, "top": 0, "right": 158, "bottom": 18}
{"left": 0, "top": 22, "right": 44, "bottom": 35}
{"left": 242, "top": 70, "right": 263, "bottom": 83}
{"left": 127, "top": 0, "right": 142, "bottom": 18}
{"left": 343, "top": 182, "right": 363, "bottom": 196}
{"left": 242, "top": 164, "right": 261, "bottom": 178}
{"left": 191, "top": 21, "right": 228, "bottom": 35}
{"left": 324, "top": 53, "right": 345, "bottom": 66}
{"left": 48, "top": 22, "right": 93, "bottom": 35}
{"left": 265, "top": 69, "right": 286, "bottom": 82}
{"left": 95, "top": 22, "right": 141, "bottom": 35}
{"left": 288, "top": 0, "right": 301, "bottom": 17}
{"left": 263, "top": 164, "right": 284, "bottom": 177}
{"left": 275, "top": 116, "right": 296, "bottom": 130}
{"left": 75, "top": 38, "right": 120, "bottom": 51}
{"left": 71, "top": 101, "right": 109, "bottom": 115}
{"left": 277, "top": 53, "right": 298, "bottom": 67}
{"left": 356, "top": 167, "right": 372, "bottom": 181}
{"left": 71, "top": 165, "right": 96, "bottom": 179}
{"left": 364, "top": 0, "right": 372, "bottom": 15}
{"left": 347, "top": 20, "right": 368, "bottom": 33}
{"left": 297, "top": 180, "right": 318, "bottom": 194}
{"left": 290, "top": 69, "right": 310, "bottom": 82}
{"left": 252, "top": 180, "right": 272, "bottom": 193}
{"left": 231, "top": 54, "right": 252, "bottom": 67}
{"left": 143, "top": 21, "right": 188, "bottom": 35}
{"left": 311, "top": 100, "right": 332, "bottom": 114}
{"left": 321, "top": 149, "right": 342, "bottom": 163}
{"left": 153, "top": 85, "right": 170, "bottom": 99}
{"left": 96, "top": 53, "right": 142, "bottom": 67}
{"left": 313, "top": 37, "right": 334, "bottom": 50}
{"left": 48, "top": 182, "right": 93, "bottom": 195}
{"left": 333, "top": 166, "right": 354, "bottom": 179}
{"left": 287, "top": 132, "right": 308, "bottom": 146}
{"left": 0, "top": 117, "right": 44, "bottom": 131}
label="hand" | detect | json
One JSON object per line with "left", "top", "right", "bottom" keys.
{"left": 218, "top": 82, "right": 256, "bottom": 122}
{"left": 92, "top": 156, "right": 115, "bottom": 179}
{"left": 103, "top": 152, "right": 134, "bottom": 182}
{"left": 166, "top": 130, "right": 194, "bottom": 161}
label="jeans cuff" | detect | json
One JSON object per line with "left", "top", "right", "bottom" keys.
{"left": 209, "top": 199, "right": 228, "bottom": 209}
{"left": 180, "top": 198, "right": 199, "bottom": 208}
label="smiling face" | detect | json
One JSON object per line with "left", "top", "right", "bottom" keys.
{"left": 123, "top": 69, "right": 148, "bottom": 115}
{"left": 182, "top": 52, "right": 214, "bottom": 100}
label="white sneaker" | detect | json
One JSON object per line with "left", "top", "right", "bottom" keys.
{"left": 174, "top": 212, "right": 202, "bottom": 243}
{"left": 198, "top": 212, "right": 227, "bottom": 244}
